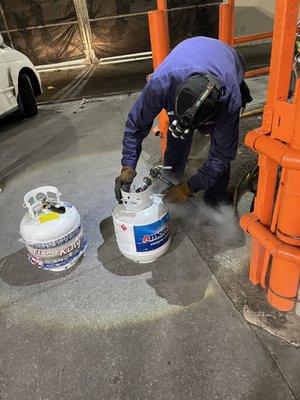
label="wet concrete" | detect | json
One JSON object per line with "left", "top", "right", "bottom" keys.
{"left": 0, "top": 93, "right": 299, "bottom": 399}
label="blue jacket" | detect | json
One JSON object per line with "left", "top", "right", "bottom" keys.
{"left": 121, "top": 37, "right": 245, "bottom": 192}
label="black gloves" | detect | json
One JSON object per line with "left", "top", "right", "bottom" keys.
{"left": 115, "top": 166, "right": 137, "bottom": 203}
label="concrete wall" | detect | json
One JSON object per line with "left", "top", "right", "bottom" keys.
{"left": 235, "top": 0, "right": 275, "bottom": 36}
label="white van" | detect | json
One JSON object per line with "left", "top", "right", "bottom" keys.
{"left": 0, "top": 33, "right": 42, "bottom": 118}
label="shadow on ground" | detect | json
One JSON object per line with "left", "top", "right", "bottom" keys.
{"left": 0, "top": 248, "right": 74, "bottom": 286}
{"left": 98, "top": 216, "right": 213, "bottom": 307}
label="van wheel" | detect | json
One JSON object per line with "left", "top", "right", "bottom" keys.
{"left": 18, "top": 74, "right": 38, "bottom": 117}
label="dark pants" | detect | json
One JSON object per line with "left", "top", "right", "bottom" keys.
{"left": 164, "top": 130, "right": 231, "bottom": 206}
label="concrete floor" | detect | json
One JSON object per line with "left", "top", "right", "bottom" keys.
{"left": 0, "top": 91, "right": 299, "bottom": 399}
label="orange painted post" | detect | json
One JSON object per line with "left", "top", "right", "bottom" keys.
{"left": 219, "top": 4, "right": 230, "bottom": 44}
{"left": 148, "top": 7, "right": 170, "bottom": 156}
{"left": 266, "top": 81, "right": 300, "bottom": 311}
{"left": 148, "top": 10, "right": 170, "bottom": 70}
{"left": 243, "top": 0, "right": 299, "bottom": 286}
{"left": 218, "top": 1, "right": 234, "bottom": 45}
{"left": 219, "top": 3, "right": 233, "bottom": 44}
{"left": 240, "top": 0, "right": 300, "bottom": 312}
{"left": 157, "top": 0, "right": 167, "bottom": 10}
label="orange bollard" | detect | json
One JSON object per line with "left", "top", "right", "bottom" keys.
{"left": 148, "top": 10, "right": 170, "bottom": 73}
{"left": 267, "top": 258, "right": 300, "bottom": 311}
{"left": 243, "top": 0, "right": 299, "bottom": 289}
{"left": 157, "top": 0, "right": 167, "bottom": 11}
{"left": 148, "top": 8, "right": 170, "bottom": 157}
{"left": 240, "top": 0, "right": 300, "bottom": 312}
{"left": 218, "top": 4, "right": 231, "bottom": 44}
{"left": 266, "top": 76, "right": 300, "bottom": 311}
{"left": 218, "top": 1, "right": 234, "bottom": 45}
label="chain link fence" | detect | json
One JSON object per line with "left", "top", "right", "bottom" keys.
{"left": 0, "top": 0, "right": 222, "bottom": 67}
{"left": 168, "top": 0, "right": 221, "bottom": 48}
{"left": 0, "top": 0, "right": 85, "bottom": 65}
{"left": 86, "top": 0, "right": 156, "bottom": 59}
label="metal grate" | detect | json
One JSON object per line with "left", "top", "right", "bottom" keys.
{"left": 87, "top": 0, "right": 221, "bottom": 60}
{"left": 168, "top": 1, "right": 221, "bottom": 48}
{"left": 0, "top": 0, "right": 78, "bottom": 29}
{"left": 89, "top": 14, "right": 150, "bottom": 59}
{"left": 0, "top": 0, "right": 85, "bottom": 64}
{"left": 0, "top": 0, "right": 222, "bottom": 66}
{"left": 86, "top": 0, "right": 156, "bottom": 59}
{"left": 86, "top": 0, "right": 156, "bottom": 18}
{"left": 8, "top": 25, "right": 85, "bottom": 65}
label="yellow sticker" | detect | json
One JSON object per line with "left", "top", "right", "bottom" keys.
{"left": 39, "top": 212, "right": 60, "bottom": 224}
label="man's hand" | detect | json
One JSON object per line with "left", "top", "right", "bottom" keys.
{"left": 115, "top": 166, "right": 137, "bottom": 203}
{"left": 164, "top": 183, "right": 193, "bottom": 204}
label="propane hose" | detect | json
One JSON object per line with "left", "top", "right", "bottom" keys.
{"left": 233, "top": 164, "right": 258, "bottom": 213}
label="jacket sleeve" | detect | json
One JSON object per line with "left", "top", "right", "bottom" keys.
{"left": 188, "top": 108, "right": 240, "bottom": 192}
{"left": 121, "top": 79, "right": 165, "bottom": 169}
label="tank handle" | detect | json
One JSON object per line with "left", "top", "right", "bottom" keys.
{"left": 23, "top": 186, "right": 62, "bottom": 218}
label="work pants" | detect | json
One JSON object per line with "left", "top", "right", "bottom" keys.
{"left": 164, "top": 129, "right": 231, "bottom": 206}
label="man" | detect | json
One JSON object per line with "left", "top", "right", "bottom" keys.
{"left": 115, "top": 36, "right": 251, "bottom": 206}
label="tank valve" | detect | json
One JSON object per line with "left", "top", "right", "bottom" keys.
{"left": 134, "top": 165, "right": 172, "bottom": 193}
{"left": 41, "top": 196, "right": 66, "bottom": 214}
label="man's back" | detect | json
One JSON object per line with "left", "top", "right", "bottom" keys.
{"left": 152, "top": 36, "right": 245, "bottom": 113}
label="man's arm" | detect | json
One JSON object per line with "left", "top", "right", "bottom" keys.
{"left": 187, "top": 109, "right": 240, "bottom": 192}
{"left": 121, "top": 79, "right": 165, "bottom": 169}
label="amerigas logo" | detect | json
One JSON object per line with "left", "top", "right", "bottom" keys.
{"left": 142, "top": 226, "right": 169, "bottom": 244}
{"left": 134, "top": 213, "right": 170, "bottom": 252}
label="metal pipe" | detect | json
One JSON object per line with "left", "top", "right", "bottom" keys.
{"left": 241, "top": 213, "right": 300, "bottom": 265}
{"left": 240, "top": 213, "right": 300, "bottom": 311}
{"left": 0, "top": 3, "right": 13, "bottom": 47}
{"left": 148, "top": 8, "right": 170, "bottom": 156}
{"left": 218, "top": 3, "right": 232, "bottom": 44}
{"left": 98, "top": 52, "right": 151, "bottom": 61}
{"left": 0, "top": 20, "right": 78, "bottom": 34}
{"left": 98, "top": 55, "right": 152, "bottom": 65}
{"left": 245, "top": 0, "right": 299, "bottom": 290}
{"left": 241, "top": 108, "right": 264, "bottom": 118}
{"left": 245, "top": 129, "right": 300, "bottom": 171}
{"left": 148, "top": 10, "right": 169, "bottom": 70}
{"left": 157, "top": 0, "right": 167, "bottom": 10}
{"left": 245, "top": 67, "right": 270, "bottom": 79}
{"left": 234, "top": 31, "right": 273, "bottom": 45}
{"left": 73, "top": 0, "right": 98, "bottom": 65}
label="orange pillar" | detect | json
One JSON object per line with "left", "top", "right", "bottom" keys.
{"left": 148, "top": 7, "right": 170, "bottom": 156}
{"left": 218, "top": 0, "right": 234, "bottom": 45}
{"left": 157, "top": 0, "right": 167, "bottom": 10}
{"left": 240, "top": 0, "right": 300, "bottom": 312}
{"left": 148, "top": 10, "right": 170, "bottom": 70}
{"left": 267, "top": 85, "right": 300, "bottom": 311}
{"left": 245, "top": 0, "right": 299, "bottom": 288}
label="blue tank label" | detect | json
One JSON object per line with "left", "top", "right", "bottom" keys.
{"left": 133, "top": 213, "right": 170, "bottom": 253}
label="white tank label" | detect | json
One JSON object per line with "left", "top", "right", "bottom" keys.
{"left": 116, "top": 223, "right": 135, "bottom": 253}
{"left": 133, "top": 213, "right": 170, "bottom": 252}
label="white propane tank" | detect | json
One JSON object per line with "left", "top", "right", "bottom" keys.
{"left": 112, "top": 183, "right": 170, "bottom": 263}
{"left": 20, "top": 186, "right": 87, "bottom": 272}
